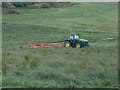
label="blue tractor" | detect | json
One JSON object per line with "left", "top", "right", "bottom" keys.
{"left": 64, "top": 34, "right": 89, "bottom": 48}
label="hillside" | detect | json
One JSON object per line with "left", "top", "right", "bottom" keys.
{"left": 2, "top": 3, "right": 118, "bottom": 88}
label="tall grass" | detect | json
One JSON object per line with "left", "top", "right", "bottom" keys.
{"left": 2, "top": 3, "right": 118, "bottom": 88}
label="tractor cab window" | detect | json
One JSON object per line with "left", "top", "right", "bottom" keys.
{"left": 70, "top": 35, "right": 74, "bottom": 39}
{"left": 74, "top": 34, "right": 79, "bottom": 39}
{"left": 69, "top": 34, "right": 80, "bottom": 40}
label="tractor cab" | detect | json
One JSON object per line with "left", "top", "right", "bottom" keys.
{"left": 64, "top": 34, "right": 89, "bottom": 48}
{"left": 69, "top": 34, "right": 80, "bottom": 40}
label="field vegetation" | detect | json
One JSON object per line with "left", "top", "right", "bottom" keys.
{"left": 2, "top": 2, "right": 118, "bottom": 88}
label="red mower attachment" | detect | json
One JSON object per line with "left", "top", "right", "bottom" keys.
{"left": 29, "top": 42, "right": 64, "bottom": 48}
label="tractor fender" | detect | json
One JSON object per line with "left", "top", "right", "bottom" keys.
{"left": 64, "top": 40, "right": 71, "bottom": 43}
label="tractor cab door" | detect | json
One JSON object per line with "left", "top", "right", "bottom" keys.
{"left": 69, "top": 34, "right": 75, "bottom": 47}
{"left": 69, "top": 34, "right": 79, "bottom": 47}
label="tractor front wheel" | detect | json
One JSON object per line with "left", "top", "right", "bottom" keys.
{"left": 64, "top": 41, "right": 71, "bottom": 48}
{"left": 75, "top": 43, "right": 81, "bottom": 48}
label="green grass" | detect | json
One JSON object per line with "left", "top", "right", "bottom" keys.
{"left": 0, "top": 4, "right": 2, "bottom": 88}
{"left": 2, "top": 3, "right": 118, "bottom": 88}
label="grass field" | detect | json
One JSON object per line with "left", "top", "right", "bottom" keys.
{"left": 2, "top": 3, "right": 118, "bottom": 88}
{"left": 0, "top": 3, "right": 2, "bottom": 88}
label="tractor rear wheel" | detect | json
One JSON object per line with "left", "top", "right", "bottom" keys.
{"left": 75, "top": 43, "right": 81, "bottom": 48}
{"left": 64, "top": 41, "right": 71, "bottom": 48}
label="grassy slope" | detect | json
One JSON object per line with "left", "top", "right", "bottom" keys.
{"left": 2, "top": 3, "right": 118, "bottom": 88}
{"left": 0, "top": 5, "right": 2, "bottom": 88}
